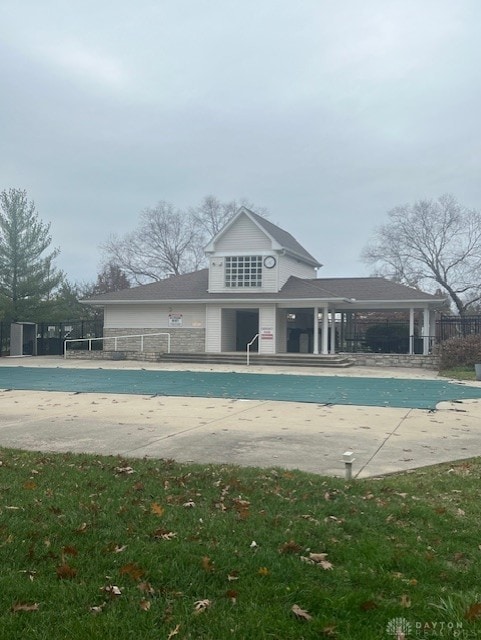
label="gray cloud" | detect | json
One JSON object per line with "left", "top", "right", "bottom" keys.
{"left": 1, "top": 0, "right": 481, "bottom": 282}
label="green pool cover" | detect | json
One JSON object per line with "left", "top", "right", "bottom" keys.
{"left": 1, "top": 366, "right": 481, "bottom": 410}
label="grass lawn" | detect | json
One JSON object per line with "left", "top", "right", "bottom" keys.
{"left": 439, "top": 366, "right": 477, "bottom": 381}
{"left": 1, "top": 449, "right": 481, "bottom": 639}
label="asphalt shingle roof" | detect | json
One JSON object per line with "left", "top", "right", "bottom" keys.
{"left": 85, "top": 270, "right": 445, "bottom": 304}
{"left": 246, "top": 209, "right": 320, "bottom": 266}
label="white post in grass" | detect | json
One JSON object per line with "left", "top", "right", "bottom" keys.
{"left": 342, "top": 451, "right": 355, "bottom": 481}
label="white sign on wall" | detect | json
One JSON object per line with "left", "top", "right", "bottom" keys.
{"left": 260, "top": 327, "right": 274, "bottom": 340}
{"left": 168, "top": 313, "right": 183, "bottom": 327}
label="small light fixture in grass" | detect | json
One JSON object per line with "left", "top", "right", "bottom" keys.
{"left": 342, "top": 451, "right": 355, "bottom": 481}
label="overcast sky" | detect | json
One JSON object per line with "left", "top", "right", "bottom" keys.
{"left": 2, "top": 1, "right": 481, "bottom": 284}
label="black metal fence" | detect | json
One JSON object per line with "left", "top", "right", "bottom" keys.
{"left": 437, "top": 315, "right": 481, "bottom": 341}
{"left": 0, "top": 320, "right": 103, "bottom": 357}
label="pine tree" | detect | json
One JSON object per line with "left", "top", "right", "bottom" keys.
{"left": 0, "top": 188, "right": 63, "bottom": 321}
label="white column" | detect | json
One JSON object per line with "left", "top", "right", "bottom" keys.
{"left": 423, "top": 307, "right": 430, "bottom": 355}
{"left": 313, "top": 307, "right": 319, "bottom": 354}
{"left": 329, "top": 310, "right": 336, "bottom": 354}
{"left": 409, "top": 308, "right": 415, "bottom": 355}
{"left": 322, "top": 306, "right": 329, "bottom": 355}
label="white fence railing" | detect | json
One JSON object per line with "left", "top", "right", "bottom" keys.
{"left": 64, "top": 332, "right": 171, "bottom": 359}
{"left": 246, "top": 334, "right": 259, "bottom": 366}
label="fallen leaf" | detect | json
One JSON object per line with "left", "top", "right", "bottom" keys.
{"left": 89, "top": 602, "right": 107, "bottom": 614}
{"left": 102, "top": 585, "right": 122, "bottom": 597}
{"left": 250, "top": 541, "right": 258, "bottom": 549}
{"left": 183, "top": 500, "right": 196, "bottom": 508}
{"left": 301, "top": 552, "right": 334, "bottom": 570}
{"left": 11, "top": 602, "right": 39, "bottom": 613}
{"left": 135, "top": 582, "right": 154, "bottom": 598}
{"left": 400, "top": 594, "right": 411, "bottom": 608}
{"left": 202, "top": 556, "right": 214, "bottom": 572}
{"left": 56, "top": 564, "right": 77, "bottom": 580}
{"left": 23, "top": 481, "right": 37, "bottom": 490}
{"left": 291, "top": 604, "right": 312, "bottom": 621}
{"left": 115, "top": 466, "right": 135, "bottom": 475}
{"left": 321, "top": 625, "right": 337, "bottom": 636}
{"left": 279, "top": 540, "right": 302, "bottom": 554}
{"left": 140, "top": 599, "right": 151, "bottom": 611}
{"left": 193, "top": 599, "right": 211, "bottom": 613}
{"left": 258, "top": 566, "right": 270, "bottom": 576}
{"left": 227, "top": 571, "right": 239, "bottom": 581}
{"left": 120, "top": 562, "right": 145, "bottom": 581}
{"left": 76, "top": 522, "right": 88, "bottom": 533}
{"left": 167, "top": 624, "right": 180, "bottom": 639}
{"left": 465, "top": 602, "right": 481, "bottom": 620}
{"left": 62, "top": 546, "right": 78, "bottom": 557}
{"left": 360, "top": 600, "right": 378, "bottom": 611}
{"left": 151, "top": 502, "right": 165, "bottom": 516}
{"left": 225, "top": 589, "right": 238, "bottom": 604}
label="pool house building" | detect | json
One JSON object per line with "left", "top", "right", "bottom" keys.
{"left": 84, "top": 207, "right": 446, "bottom": 366}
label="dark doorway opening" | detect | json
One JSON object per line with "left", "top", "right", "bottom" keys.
{"left": 236, "top": 310, "right": 259, "bottom": 351}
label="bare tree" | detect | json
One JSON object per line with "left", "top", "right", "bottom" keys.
{"left": 102, "top": 202, "right": 204, "bottom": 284}
{"left": 102, "top": 196, "right": 268, "bottom": 284}
{"left": 361, "top": 194, "right": 481, "bottom": 315}
{"left": 191, "top": 195, "right": 269, "bottom": 238}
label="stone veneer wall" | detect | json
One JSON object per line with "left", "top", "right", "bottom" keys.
{"left": 345, "top": 353, "right": 439, "bottom": 369}
{"left": 103, "top": 328, "right": 205, "bottom": 353}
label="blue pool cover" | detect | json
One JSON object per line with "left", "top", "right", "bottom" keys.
{"left": 1, "top": 366, "right": 481, "bottom": 410}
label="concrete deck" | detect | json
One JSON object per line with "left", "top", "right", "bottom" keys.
{"left": 0, "top": 356, "right": 479, "bottom": 478}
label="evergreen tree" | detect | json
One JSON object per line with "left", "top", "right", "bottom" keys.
{"left": 0, "top": 188, "right": 63, "bottom": 321}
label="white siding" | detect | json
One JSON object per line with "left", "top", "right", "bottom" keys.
{"left": 104, "top": 304, "right": 205, "bottom": 329}
{"left": 259, "top": 304, "right": 277, "bottom": 355}
{"left": 221, "top": 309, "right": 236, "bottom": 351}
{"left": 261, "top": 264, "right": 278, "bottom": 292}
{"left": 205, "top": 306, "right": 222, "bottom": 352}
{"left": 278, "top": 254, "right": 317, "bottom": 287}
{"left": 276, "top": 309, "right": 287, "bottom": 353}
{"left": 215, "top": 216, "right": 272, "bottom": 251}
{"left": 208, "top": 259, "right": 225, "bottom": 292}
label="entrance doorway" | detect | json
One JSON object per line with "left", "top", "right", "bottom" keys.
{"left": 236, "top": 310, "right": 259, "bottom": 351}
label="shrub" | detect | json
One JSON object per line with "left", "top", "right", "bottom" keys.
{"left": 438, "top": 334, "right": 481, "bottom": 369}
{"left": 364, "top": 323, "right": 409, "bottom": 353}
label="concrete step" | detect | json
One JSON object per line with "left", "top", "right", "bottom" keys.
{"left": 159, "top": 352, "right": 354, "bottom": 368}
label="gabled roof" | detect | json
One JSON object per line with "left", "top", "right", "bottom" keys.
{"left": 205, "top": 207, "right": 321, "bottom": 267}
{"left": 84, "top": 270, "right": 446, "bottom": 306}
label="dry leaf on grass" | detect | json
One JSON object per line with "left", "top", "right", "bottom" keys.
{"left": 11, "top": 602, "right": 39, "bottom": 613}
{"left": 138, "top": 581, "right": 155, "bottom": 595}
{"left": 193, "top": 599, "right": 212, "bottom": 613}
{"left": 300, "top": 552, "right": 334, "bottom": 570}
{"left": 56, "top": 564, "right": 77, "bottom": 580}
{"left": 291, "top": 604, "right": 312, "bottom": 621}
{"left": 400, "top": 594, "right": 411, "bottom": 608}
{"left": 167, "top": 624, "right": 180, "bottom": 639}
{"left": 151, "top": 502, "right": 165, "bottom": 516}
{"left": 102, "top": 585, "right": 122, "bottom": 598}
{"left": 202, "top": 556, "right": 214, "bottom": 572}
{"left": 139, "top": 599, "right": 151, "bottom": 611}
{"left": 465, "top": 602, "right": 481, "bottom": 620}
{"left": 120, "top": 562, "right": 145, "bottom": 581}
{"left": 279, "top": 540, "right": 302, "bottom": 554}
{"left": 89, "top": 602, "right": 107, "bottom": 615}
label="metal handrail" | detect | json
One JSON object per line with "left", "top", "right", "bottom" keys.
{"left": 64, "top": 332, "right": 171, "bottom": 359}
{"left": 246, "top": 334, "right": 259, "bottom": 366}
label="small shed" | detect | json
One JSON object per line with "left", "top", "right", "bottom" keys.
{"left": 10, "top": 322, "right": 37, "bottom": 356}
